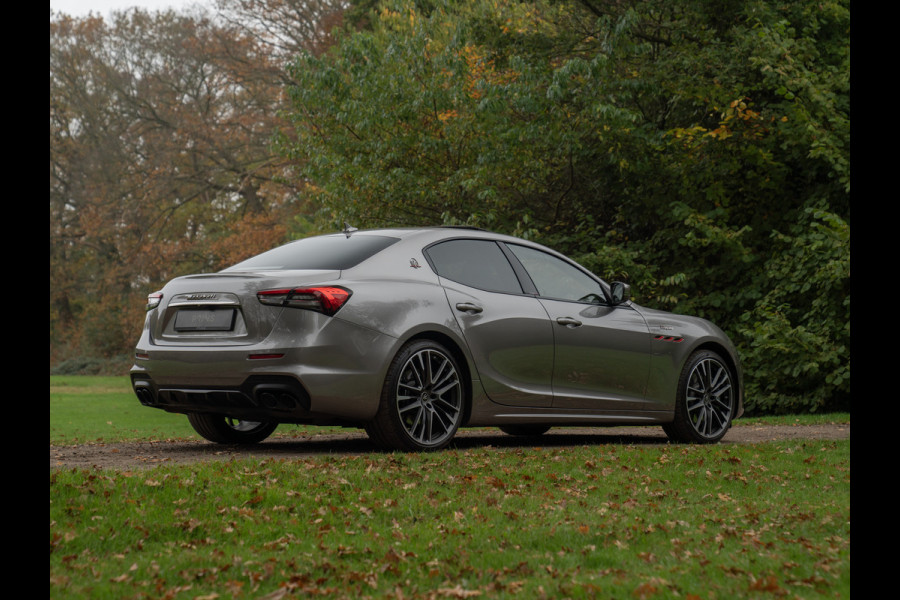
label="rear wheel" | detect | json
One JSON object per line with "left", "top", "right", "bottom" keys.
{"left": 663, "top": 350, "right": 735, "bottom": 444}
{"left": 366, "top": 340, "right": 465, "bottom": 451}
{"left": 187, "top": 413, "right": 277, "bottom": 444}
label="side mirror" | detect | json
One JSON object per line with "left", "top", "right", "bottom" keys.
{"left": 610, "top": 281, "right": 631, "bottom": 305}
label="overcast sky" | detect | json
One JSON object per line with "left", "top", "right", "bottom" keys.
{"left": 51, "top": 0, "right": 206, "bottom": 17}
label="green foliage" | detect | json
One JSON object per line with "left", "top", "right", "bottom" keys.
{"left": 51, "top": 440, "right": 849, "bottom": 598}
{"left": 285, "top": 0, "right": 849, "bottom": 414}
{"left": 284, "top": 0, "right": 643, "bottom": 231}
{"left": 737, "top": 207, "right": 850, "bottom": 413}
{"left": 50, "top": 355, "right": 131, "bottom": 376}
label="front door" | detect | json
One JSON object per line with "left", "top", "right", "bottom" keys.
{"left": 504, "top": 243, "right": 651, "bottom": 410}
{"left": 537, "top": 298, "right": 651, "bottom": 410}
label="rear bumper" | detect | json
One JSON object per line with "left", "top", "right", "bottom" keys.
{"left": 131, "top": 373, "right": 320, "bottom": 423}
{"left": 130, "top": 316, "right": 400, "bottom": 423}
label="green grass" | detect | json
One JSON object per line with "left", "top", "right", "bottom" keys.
{"left": 50, "top": 375, "right": 200, "bottom": 444}
{"left": 50, "top": 376, "right": 850, "bottom": 599}
{"left": 49, "top": 375, "right": 348, "bottom": 444}
{"left": 735, "top": 412, "right": 851, "bottom": 426}
{"left": 50, "top": 441, "right": 850, "bottom": 599}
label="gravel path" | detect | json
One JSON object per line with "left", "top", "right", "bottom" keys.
{"left": 50, "top": 423, "right": 850, "bottom": 470}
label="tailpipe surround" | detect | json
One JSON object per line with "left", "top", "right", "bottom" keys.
{"left": 133, "top": 379, "right": 158, "bottom": 406}
{"left": 244, "top": 377, "right": 312, "bottom": 413}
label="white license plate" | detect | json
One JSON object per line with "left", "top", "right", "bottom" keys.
{"left": 173, "top": 308, "right": 236, "bottom": 332}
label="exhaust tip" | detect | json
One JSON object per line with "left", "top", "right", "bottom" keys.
{"left": 278, "top": 393, "right": 297, "bottom": 409}
{"left": 249, "top": 382, "right": 309, "bottom": 412}
{"left": 259, "top": 391, "right": 278, "bottom": 409}
{"left": 133, "top": 381, "right": 157, "bottom": 406}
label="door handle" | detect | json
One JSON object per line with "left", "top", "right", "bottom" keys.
{"left": 556, "top": 317, "right": 582, "bottom": 328}
{"left": 455, "top": 302, "right": 483, "bottom": 314}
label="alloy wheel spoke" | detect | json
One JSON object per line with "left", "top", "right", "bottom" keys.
{"left": 708, "top": 407, "right": 724, "bottom": 430}
{"left": 409, "top": 406, "right": 424, "bottom": 438}
{"left": 709, "top": 367, "right": 728, "bottom": 391}
{"left": 399, "top": 379, "right": 423, "bottom": 393}
{"left": 686, "top": 395, "right": 705, "bottom": 409}
{"left": 694, "top": 408, "right": 707, "bottom": 432}
{"left": 425, "top": 351, "right": 437, "bottom": 388}
{"left": 433, "top": 379, "right": 460, "bottom": 398}
{"left": 225, "top": 417, "right": 260, "bottom": 432}
{"left": 432, "top": 371, "right": 457, "bottom": 394}
{"left": 411, "top": 354, "right": 428, "bottom": 389}
{"left": 697, "top": 361, "right": 711, "bottom": 387}
{"left": 709, "top": 410, "right": 718, "bottom": 434}
{"left": 430, "top": 357, "right": 454, "bottom": 387}
{"left": 430, "top": 408, "right": 450, "bottom": 432}
{"left": 712, "top": 396, "right": 731, "bottom": 413}
{"left": 688, "top": 379, "right": 707, "bottom": 395}
{"left": 398, "top": 398, "right": 424, "bottom": 413}
{"left": 710, "top": 379, "right": 732, "bottom": 397}
{"left": 433, "top": 396, "right": 460, "bottom": 414}
{"left": 425, "top": 408, "right": 437, "bottom": 443}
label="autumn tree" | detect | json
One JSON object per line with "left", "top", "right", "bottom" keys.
{"left": 50, "top": 4, "right": 339, "bottom": 368}
{"left": 214, "top": 0, "right": 348, "bottom": 65}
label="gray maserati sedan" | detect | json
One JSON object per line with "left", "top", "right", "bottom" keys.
{"left": 131, "top": 226, "right": 743, "bottom": 450}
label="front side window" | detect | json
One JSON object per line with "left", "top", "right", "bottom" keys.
{"left": 507, "top": 244, "right": 606, "bottom": 304}
{"left": 425, "top": 239, "right": 523, "bottom": 294}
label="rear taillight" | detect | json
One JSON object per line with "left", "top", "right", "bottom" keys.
{"left": 146, "top": 291, "right": 163, "bottom": 311}
{"left": 257, "top": 286, "right": 352, "bottom": 316}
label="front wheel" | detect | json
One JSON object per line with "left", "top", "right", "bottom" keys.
{"left": 187, "top": 413, "right": 277, "bottom": 444}
{"left": 366, "top": 340, "right": 465, "bottom": 451}
{"left": 663, "top": 350, "right": 736, "bottom": 444}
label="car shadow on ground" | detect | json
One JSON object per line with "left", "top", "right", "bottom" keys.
{"left": 172, "top": 427, "right": 674, "bottom": 460}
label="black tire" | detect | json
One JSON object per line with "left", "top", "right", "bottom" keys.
{"left": 663, "top": 350, "right": 736, "bottom": 444}
{"left": 187, "top": 413, "right": 277, "bottom": 444}
{"left": 498, "top": 425, "right": 551, "bottom": 437}
{"left": 366, "top": 339, "right": 465, "bottom": 451}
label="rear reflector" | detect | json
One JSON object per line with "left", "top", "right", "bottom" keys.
{"left": 257, "top": 286, "right": 351, "bottom": 316}
{"left": 248, "top": 353, "right": 285, "bottom": 360}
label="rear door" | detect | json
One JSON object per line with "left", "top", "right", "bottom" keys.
{"left": 425, "top": 239, "right": 554, "bottom": 407}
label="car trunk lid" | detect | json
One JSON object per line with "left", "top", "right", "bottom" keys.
{"left": 149, "top": 270, "right": 341, "bottom": 346}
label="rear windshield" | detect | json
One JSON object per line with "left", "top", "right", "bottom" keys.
{"left": 222, "top": 235, "right": 399, "bottom": 271}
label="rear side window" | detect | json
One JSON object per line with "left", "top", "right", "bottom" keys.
{"left": 426, "top": 239, "right": 523, "bottom": 294}
{"left": 223, "top": 235, "right": 399, "bottom": 271}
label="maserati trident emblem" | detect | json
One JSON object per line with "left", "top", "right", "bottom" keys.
{"left": 410, "top": 258, "right": 422, "bottom": 269}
